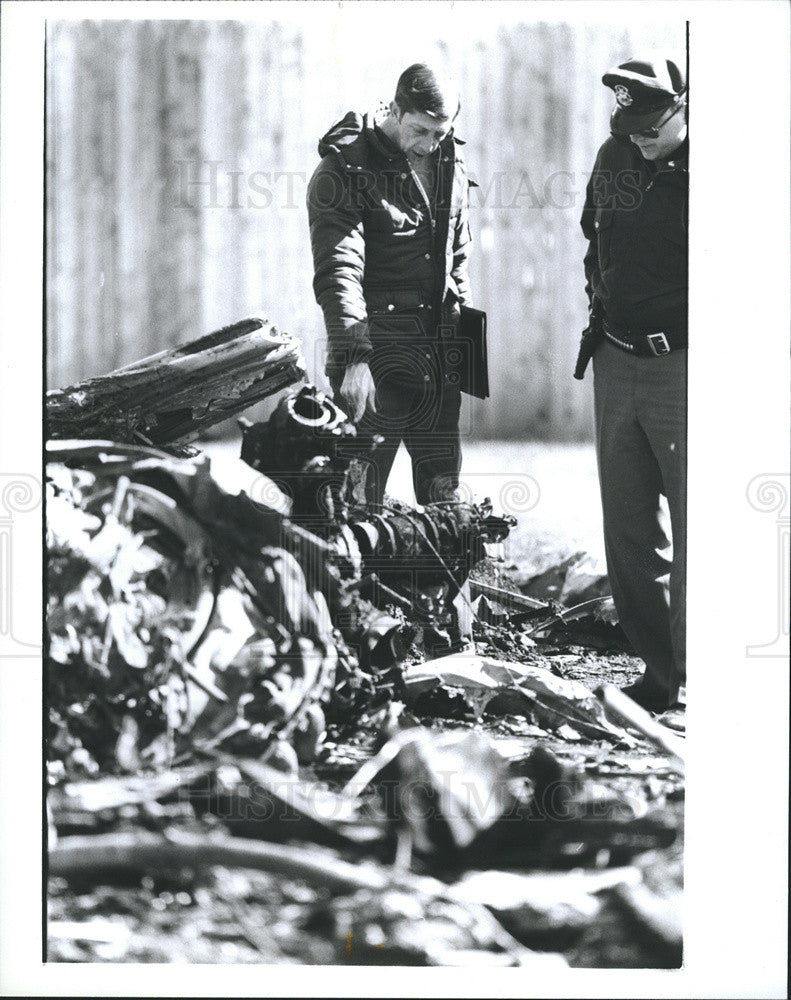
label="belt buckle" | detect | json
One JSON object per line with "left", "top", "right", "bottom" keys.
{"left": 647, "top": 332, "right": 670, "bottom": 356}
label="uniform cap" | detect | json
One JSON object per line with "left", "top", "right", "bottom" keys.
{"left": 603, "top": 52, "right": 687, "bottom": 135}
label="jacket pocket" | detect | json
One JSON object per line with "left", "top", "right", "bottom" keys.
{"left": 366, "top": 287, "right": 429, "bottom": 341}
{"left": 366, "top": 286, "right": 423, "bottom": 310}
{"left": 654, "top": 214, "right": 688, "bottom": 250}
{"left": 593, "top": 207, "right": 614, "bottom": 271}
{"left": 365, "top": 203, "right": 422, "bottom": 238}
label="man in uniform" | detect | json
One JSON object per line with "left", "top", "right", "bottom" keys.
{"left": 307, "top": 63, "right": 473, "bottom": 506}
{"left": 576, "top": 52, "right": 688, "bottom": 717}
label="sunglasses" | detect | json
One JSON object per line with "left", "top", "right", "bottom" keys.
{"left": 630, "top": 101, "right": 683, "bottom": 139}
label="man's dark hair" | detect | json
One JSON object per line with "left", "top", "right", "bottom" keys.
{"left": 394, "top": 63, "right": 460, "bottom": 120}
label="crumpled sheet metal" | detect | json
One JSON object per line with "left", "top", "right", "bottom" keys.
{"left": 404, "top": 653, "right": 636, "bottom": 743}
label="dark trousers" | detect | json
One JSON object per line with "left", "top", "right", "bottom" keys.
{"left": 339, "top": 373, "right": 462, "bottom": 506}
{"left": 593, "top": 339, "right": 687, "bottom": 705}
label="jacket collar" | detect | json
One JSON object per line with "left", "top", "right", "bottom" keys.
{"left": 649, "top": 136, "right": 688, "bottom": 180}
{"left": 365, "top": 113, "right": 401, "bottom": 161}
{"left": 662, "top": 136, "right": 688, "bottom": 171}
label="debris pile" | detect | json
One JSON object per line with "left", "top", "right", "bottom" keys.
{"left": 46, "top": 439, "right": 337, "bottom": 775}
{"left": 46, "top": 326, "right": 684, "bottom": 967}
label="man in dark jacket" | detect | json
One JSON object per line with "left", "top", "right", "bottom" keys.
{"left": 576, "top": 52, "right": 688, "bottom": 717}
{"left": 307, "top": 63, "right": 473, "bottom": 505}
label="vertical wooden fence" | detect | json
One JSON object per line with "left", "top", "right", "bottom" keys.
{"left": 46, "top": 17, "right": 684, "bottom": 439}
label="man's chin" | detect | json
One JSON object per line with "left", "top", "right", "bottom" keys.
{"left": 631, "top": 140, "right": 660, "bottom": 160}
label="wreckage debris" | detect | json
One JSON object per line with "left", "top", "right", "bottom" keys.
{"left": 599, "top": 686, "right": 685, "bottom": 768}
{"left": 404, "top": 652, "right": 636, "bottom": 743}
{"left": 241, "top": 385, "right": 516, "bottom": 612}
{"left": 240, "top": 385, "right": 361, "bottom": 526}
{"left": 45, "top": 426, "right": 673, "bottom": 778}
{"left": 45, "top": 359, "right": 684, "bottom": 967}
{"left": 46, "top": 440, "right": 338, "bottom": 774}
{"left": 240, "top": 383, "right": 518, "bottom": 657}
{"left": 327, "top": 885, "right": 568, "bottom": 967}
{"left": 335, "top": 726, "right": 676, "bottom": 870}
{"left": 49, "top": 720, "right": 679, "bottom": 965}
{"left": 345, "top": 499, "right": 515, "bottom": 585}
{"left": 520, "top": 551, "right": 610, "bottom": 606}
{"left": 452, "top": 866, "right": 640, "bottom": 946}
{"left": 46, "top": 315, "right": 306, "bottom": 449}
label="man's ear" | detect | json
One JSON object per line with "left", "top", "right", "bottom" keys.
{"left": 390, "top": 100, "right": 403, "bottom": 121}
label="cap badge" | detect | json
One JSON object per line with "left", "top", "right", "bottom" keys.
{"left": 614, "top": 84, "right": 633, "bottom": 108}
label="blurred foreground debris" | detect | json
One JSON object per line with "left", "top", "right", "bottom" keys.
{"left": 48, "top": 830, "right": 568, "bottom": 967}
{"left": 50, "top": 725, "right": 678, "bottom": 871}
{"left": 49, "top": 722, "right": 680, "bottom": 965}
{"left": 46, "top": 315, "right": 306, "bottom": 450}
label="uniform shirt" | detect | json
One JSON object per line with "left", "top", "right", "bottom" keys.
{"left": 581, "top": 134, "right": 688, "bottom": 333}
{"left": 307, "top": 110, "right": 473, "bottom": 381}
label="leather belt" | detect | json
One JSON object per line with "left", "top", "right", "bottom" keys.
{"left": 603, "top": 320, "right": 687, "bottom": 357}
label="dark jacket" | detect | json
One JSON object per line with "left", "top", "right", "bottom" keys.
{"left": 581, "top": 134, "right": 688, "bottom": 333}
{"left": 307, "top": 111, "right": 473, "bottom": 382}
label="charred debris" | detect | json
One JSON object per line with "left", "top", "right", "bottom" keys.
{"left": 45, "top": 320, "right": 683, "bottom": 967}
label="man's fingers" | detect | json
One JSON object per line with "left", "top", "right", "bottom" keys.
{"left": 347, "top": 389, "right": 364, "bottom": 423}
{"left": 339, "top": 366, "right": 376, "bottom": 423}
{"left": 339, "top": 391, "right": 354, "bottom": 419}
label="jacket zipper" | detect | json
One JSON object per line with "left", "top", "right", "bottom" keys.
{"left": 405, "top": 156, "right": 437, "bottom": 229}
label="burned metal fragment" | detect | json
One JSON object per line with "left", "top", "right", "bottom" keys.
{"left": 240, "top": 384, "right": 517, "bottom": 663}
{"left": 47, "top": 316, "right": 306, "bottom": 450}
{"left": 240, "top": 385, "right": 364, "bottom": 526}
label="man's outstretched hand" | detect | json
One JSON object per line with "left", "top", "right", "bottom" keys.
{"left": 340, "top": 361, "right": 376, "bottom": 423}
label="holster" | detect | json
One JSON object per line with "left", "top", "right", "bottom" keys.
{"left": 573, "top": 300, "right": 604, "bottom": 381}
